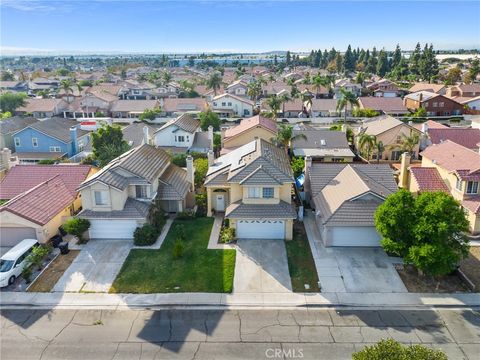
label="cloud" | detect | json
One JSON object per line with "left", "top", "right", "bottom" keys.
{"left": 1, "top": 0, "right": 75, "bottom": 13}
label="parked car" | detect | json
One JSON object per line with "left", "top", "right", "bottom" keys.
{"left": 0, "top": 239, "right": 39, "bottom": 287}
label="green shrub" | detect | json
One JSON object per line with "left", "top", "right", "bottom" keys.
{"left": 195, "top": 193, "right": 207, "bottom": 217}
{"left": 26, "top": 245, "right": 51, "bottom": 270}
{"left": 175, "top": 224, "right": 186, "bottom": 241}
{"left": 172, "top": 239, "right": 185, "bottom": 259}
{"left": 63, "top": 218, "right": 90, "bottom": 242}
{"left": 133, "top": 224, "right": 159, "bottom": 246}
{"left": 352, "top": 339, "right": 447, "bottom": 360}
{"left": 223, "top": 218, "right": 230, "bottom": 228}
{"left": 221, "top": 227, "right": 235, "bottom": 243}
{"left": 148, "top": 201, "right": 166, "bottom": 232}
{"left": 21, "top": 266, "right": 33, "bottom": 284}
{"left": 176, "top": 211, "right": 195, "bottom": 220}
{"left": 38, "top": 159, "right": 56, "bottom": 165}
{"left": 171, "top": 153, "right": 187, "bottom": 167}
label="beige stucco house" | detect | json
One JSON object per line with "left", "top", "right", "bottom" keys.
{"left": 205, "top": 138, "right": 296, "bottom": 240}
{"left": 77, "top": 144, "right": 194, "bottom": 239}
{"left": 357, "top": 116, "right": 422, "bottom": 161}
{"left": 221, "top": 115, "right": 277, "bottom": 154}
{"left": 400, "top": 141, "right": 480, "bottom": 234}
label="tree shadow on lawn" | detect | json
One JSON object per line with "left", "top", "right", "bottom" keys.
{"left": 110, "top": 217, "right": 236, "bottom": 293}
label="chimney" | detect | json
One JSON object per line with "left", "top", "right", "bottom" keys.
{"left": 303, "top": 156, "right": 313, "bottom": 202}
{"left": 1, "top": 148, "right": 12, "bottom": 171}
{"left": 208, "top": 125, "right": 214, "bottom": 150}
{"left": 399, "top": 152, "right": 411, "bottom": 188}
{"left": 186, "top": 155, "right": 195, "bottom": 191}
{"left": 421, "top": 121, "right": 429, "bottom": 134}
{"left": 143, "top": 125, "right": 149, "bottom": 145}
{"left": 70, "top": 126, "right": 78, "bottom": 155}
{"left": 207, "top": 149, "right": 215, "bottom": 166}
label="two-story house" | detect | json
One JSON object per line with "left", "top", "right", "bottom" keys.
{"left": 153, "top": 114, "right": 201, "bottom": 152}
{"left": 0, "top": 116, "right": 38, "bottom": 151}
{"left": 401, "top": 140, "right": 480, "bottom": 234}
{"left": 205, "top": 138, "right": 296, "bottom": 240}
{"left": 77, "top": 144, "right": 194, "bottom": 239}
{"left": 367, "top": 79, "right": 400, "bottom": 97}
{"left": 11, "top": 117, "right": 90, "bottom": 162}
{"left": 357, "top": 116, "right": 422, "bottom": 160}
{"left": 211, "top": 93, "right": 254, "bottom": 118}
{"left": 403, "top": 91, "right": 464, "bottom": 116}
{"left": 221, "top": 115, "right": 277, "bottom": 155}
{"left": 226, "top": 80, "right": 249, "bottom": 97}
{"left": 333, "top": 79, "right": 362, "bottom": 98}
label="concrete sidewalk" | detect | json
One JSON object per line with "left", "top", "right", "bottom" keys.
{"left": 1, "top": 291, "right": 479, "bottom": 309}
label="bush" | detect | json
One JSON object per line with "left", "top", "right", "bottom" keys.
{"left": 171, "top": 153, "right": 187, "bottom": 167}
{"left": 221, "top": 227, "right": 235, "bottom": 243}
{"left": 21, "top": 266, "right": 33, "bottom": 284}
{"left": 172, "top": 239, "right": 185, "bottom": 259}
{"left": 291, "top": 156, "right": 305, "bottom": 178}
{"left": 353, "top": 339, "right": 447, "bottom": 360}
{"left": 63, "top": 218, "right": 90, "bottom": 242}
{"left": 38, "top": 159, "right": 56, "bottom": 165}
{"left": 352, "top": 107, "right": 380, "bottom": 118}
{"left": 148, "top": 201, "right": 166, "bottom": 233}
{"left": 176, "top": 211, "right": 195, "bottom": 220}
{"left": 133, "top": 224, "right": 159, "bottom": 246}
{"left": 26, "top": 245, "right": 51, "bottom": 270}
{"left": 175, "top": 224, "right": 186, "bottom": 241}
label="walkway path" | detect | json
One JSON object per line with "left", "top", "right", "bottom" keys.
{"left": 207, "top": 214, "right": 235, "bottom": 250}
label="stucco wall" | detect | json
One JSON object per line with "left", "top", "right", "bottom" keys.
{"left": 223, "top": 128, "right": 275, "bottom": 149}
{"left": 374, "top": 125, "right": 421, "bottom": 160}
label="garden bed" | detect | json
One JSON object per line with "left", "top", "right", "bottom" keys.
{"left": 459, "top": 247, "right": 480, "bottom": 292}
{"left": 395, "top": 264, "right": 471, "bottom": 293}
{"left": 111, "top": 217, "right": 236, "bottom": 293}
{"left": 285, "top": 221, "right": 320, "bottom": 292}
{"left": 27, "top": 250, "right": 80, "bottom": 292}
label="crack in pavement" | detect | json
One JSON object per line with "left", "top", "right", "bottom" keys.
{"left": 38, "top": 310, "right": 77, "bottom": 360}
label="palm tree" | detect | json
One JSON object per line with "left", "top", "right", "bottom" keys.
{"left": 247, "top": 81, "right": 261, "bottom": 102}
{"left": 300, "top": 91, "right": 313, "bottom": 117}
{"left": 59, "top": 79, "right": 74, "bottom": 103}
{"left": 399, "top": 130, "right": 420, "bottom": 156}
{"left": 206, "top": 72, "right": 223, "bottom": 96}
{"left": 357, "top": 133, "right": 377, "bottom": 161}
{"left": 262, "top": 95, "right": 285, "bottom": 121}
{"left": 336, "top": 87, "right": 359, "bottom": 126}
{"left": 312, "top": 74, "right": 332, "bottom": 98}
{"left": 272, "top": 124, "right": 307, "bottom": 154}
{"left": 375, "top": 140, "right": 385, "bottom": 163}
{"left": 179, "top": 80, "right": 194, "bottom": 94}
{"left": 37, "top": 89, "right": 50, "bottom": 99}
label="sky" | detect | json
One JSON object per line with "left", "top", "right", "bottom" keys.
{"left": 1, "top": 0, "right": 479, "bottom": 55}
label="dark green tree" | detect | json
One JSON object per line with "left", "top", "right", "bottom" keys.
{"left": 410, "top": 42, "right": 422, "bottom": 76}
{"left": 342, "top": 45, "right": 356, "bottom": 74}
{"left": 391, "top": 44, "right": 402, "bottom": 69}
{"left": 419, "top": 43, "right": 439, "bottom": 82}
{"left": 199, "top": 109, "right": 220, "bottom": 131}
{"left": 286, "top": 51, "right": 291, "bottom": 66}
{"left": 0, "top": 92, "right": 27, "bottom": 113}
{"left": 91, "top": 125, "right": 131, "bottom": 167}
{"left": 376, "top": 49, "right": 390, "bottom": 77}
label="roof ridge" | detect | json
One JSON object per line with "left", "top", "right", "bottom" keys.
{"left": 350, "top": 165, "right": 393, "bottom": 198}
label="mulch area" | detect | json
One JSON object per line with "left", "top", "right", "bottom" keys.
{"left": 460, "top": 247, "right": 480, "bottom": 292}
{"left": 395, "top": 264, "right": 471, "bottom": 293}
{"left": 27, "top": 250, "right": 80, "bottom": 292}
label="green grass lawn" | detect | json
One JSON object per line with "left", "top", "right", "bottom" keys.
{"left": 110, "top": 217, "right": 236, "bottom": 293}
{"left": 285, "top": 222, "right": 320, "bottom": 292}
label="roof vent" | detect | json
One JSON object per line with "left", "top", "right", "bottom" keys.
{"left": 320, "top": 139, "right": 326, "bottom": 146}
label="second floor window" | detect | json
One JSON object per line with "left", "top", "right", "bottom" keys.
{"left": 135, "top": 185, "right": 148, "bottom": 198}
{"left": 456, "top": 178, "right": 462, "bottom": 191}
{"left": 14, "top": 137, "right": 20, "bottom": 147}
{"left": 466, "top": 181, "right": 479, "bottom": 194}
{"left": 32, "top": 138, "right": 38, "bottom": 147}
{"left": 262, "top": 187, "right": 274, "bottom": 198}
{"left": 248, "top": 187, "right": 260, "bottom": 198}
{"left": 49, "top": 146, "right": 61, "bottom": 152}
{"left": 177, "top": 135, "right": 185, "bottom": 142}
{"left": 94, "top": 191, "right": 108, "bottom": 206}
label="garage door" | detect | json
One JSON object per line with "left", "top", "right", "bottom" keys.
{"left": 0, "top": 227, "right": 37, "bottom": 247}
{"left": 330, "top": 226, "right": 381, "bottom": 247}
{"left": 89, "top": 220, "right": 138, "bottom": 239}
{"left": 236, "top": 220, "right": 285, "bottom": 240}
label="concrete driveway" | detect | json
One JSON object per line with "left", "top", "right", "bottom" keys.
{"left": 233, "top": 239, "right": 292, "bottom": 293}
{"left": 53, "top": 240, "right": 132, "bottom": 293}
{"left": 304, "top": 213, "right": 407, "bottom": 293}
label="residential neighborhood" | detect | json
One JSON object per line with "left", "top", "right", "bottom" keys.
{"left": 1, "top": 1, "right": 479, "bottom": 359}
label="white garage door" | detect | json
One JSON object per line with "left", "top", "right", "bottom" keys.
{"left": 330, "top": 226, "right": 381, "bottom": 247}
{"left": 0, "top": 227, "right": 37, "bottom": 247}
{"left": 89, "top": 220, "right": 138, "bottom": 239}
{"left": 236, "top": 220, "right": 285, "bottom": 240}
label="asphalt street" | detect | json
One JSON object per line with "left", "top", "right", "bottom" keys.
{"left": 1, "top": 308, "right": 479, "bottom": 359}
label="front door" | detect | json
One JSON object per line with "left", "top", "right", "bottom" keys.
{"left": 216, "top": 194, "right": 225, "bottom": 212}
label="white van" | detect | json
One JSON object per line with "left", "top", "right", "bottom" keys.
{"left": 0, "top": 239, "right": 39, "bottom": 287}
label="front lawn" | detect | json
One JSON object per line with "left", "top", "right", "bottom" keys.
{"left": 110, "top": 217, "right": 236, "bottom": 293}
{"left": 285, "top": 221, "right": 320, "bottom": 292}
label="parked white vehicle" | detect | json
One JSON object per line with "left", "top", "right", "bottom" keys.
{"left": 0, "top": 239, "right": 38, "bottom": 287}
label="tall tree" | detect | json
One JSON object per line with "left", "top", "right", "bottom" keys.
{"left": 366, "top": 47, "right": 378, "bottom": 74}
{"left": 286, "top": 51, "right": 291, "bottom": 66}
{"left": 376, "top": 49, "right": 390, "bottom": 77}
{"left": 357, "top": 133, "right": 377, "bottom": 160}
{"left": 272, "top": 124, "right": 306, "bottom": 154}
{"left": 391, "top": 44, "right": 402, "bottom": 69}
{"left": 59, "top": 79, "right": 74, "bottom": 103}
{"left": 206, "top": 72, "right": 222, "bottom": 96}
{"left": 199, "top": 109, "right": 220, "bottom": 131}
{"left": 263, "top": 95, "right": 286, "bottom": 121}
{"left": 419, "top": 43, "right": 439, "bottom": 83}
{"left": 91, "top": 125, "right": 130, "bottom": 167}
{"left": 336, "top": 87, "right": 359, "bottom": 126}
{"left": 0, "top": 92, "right": 27, "bottom": 113}
{"left": 409, "top": 42, "right": 422, "bottom": 76}
{"left": 343, "top": 45, "right": 355, "bottom": 74}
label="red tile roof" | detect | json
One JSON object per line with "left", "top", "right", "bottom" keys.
{"left": 462, "top": 196, "right": 480, "bottom": 214}
{"left": 224, "top": 115, "right": 277, "bottom": 141}
{"left": 428, "top": 128, "right": 480, "bottom": 150}
{"left": 358, "top": 97, "right": 408, "bottom": 113}
{"left": 412, "top": 120, "right": 448, "bottom": 132}
{"left": 0, "top": 164, "right": 92, "bottom": 200}
{"left": 0, "top": 176, "right": 74, "bottom": 225}
{"left": 421, "top": 140, "right": 480, "bottom": 181}
{"left": 410, "top": 167, "right": 449, "bottom": 193}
